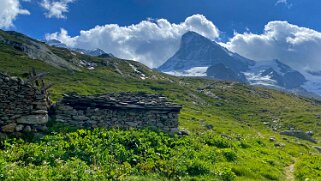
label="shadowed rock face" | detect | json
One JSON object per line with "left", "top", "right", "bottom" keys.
{"left": 206, "top": 64, "right": 247, "bottom": 83}
{"left": 283, "top": 71, "right": 306, "bottom": 89}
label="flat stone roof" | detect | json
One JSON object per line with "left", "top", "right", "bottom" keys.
{"left": 61, "top": 92, "right": 182, "bottom": 112}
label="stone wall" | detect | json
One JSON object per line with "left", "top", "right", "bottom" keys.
{"left": 53, "top": 93, "right": 182, "bottom": 133}
{"left": 0, "top": 73, "right": 49, "bottom": 138}
{"left": 0, "top": 72, "right": 182, "bottom": 138}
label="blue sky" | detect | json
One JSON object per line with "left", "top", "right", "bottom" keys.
{"left": 2, "top": 0, "right": 321, "bottom": 74}
{"left": 9, "top": 0, "right": 321, "bottom": 40}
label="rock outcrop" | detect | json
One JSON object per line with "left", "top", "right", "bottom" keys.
{"left": 0, "top": 31, "right": 79, "bottom": 70}
{"left": 280, "top": 129, "right": 316, "bottom": 143}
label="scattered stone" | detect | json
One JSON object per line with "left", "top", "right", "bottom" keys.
{"left": 1, "top": 123, "right": 17, "bottom": 133}
{"left": 179, "top": 129, "right": 190, "bottom": 136}
{"left": 269, "top": 137, "right": 276, "bottom": 142}
{"left": 306, "top": 131, "right": 314, "bottom": 136}
{"left": 206, "top": 124, "right": 214, "bottom": 130}
{"left": 274, "top": 143, "right": 286, "bottom": 147}
{"left": 260, "top": 109, "right": 269, "bottom": 113}
{"left": 23, "top": 126, "right": 32, "bottom": 133}
{"left": 314, "top": 146, "right": 321, "bottom": 153}
{"left": 280, "top": 130, "right": 317, "bottom": 143}
{"left": 15, "top": 124, "right": 24, "bottom": 132}
{"left": 17, "top": 115, "right": 48, "bottom": 125}
{"left": 221, "top": 134, "right": 232, "bottom": 140}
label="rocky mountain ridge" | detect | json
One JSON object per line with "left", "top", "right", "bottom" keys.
{"left": 46, "top": 39, "right": 114, "bottom": 57}
{"left": 158, "top": 31, "right": 321, "bottom": 98}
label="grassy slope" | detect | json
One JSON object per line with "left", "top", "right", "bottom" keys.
{"left": 0, "top": 31, "right": 320, "bottom": 180}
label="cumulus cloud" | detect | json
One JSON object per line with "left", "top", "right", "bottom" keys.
{"left": 0, "top": 0, "right": 30, "bottom": 28}
{"left": 40, "top": 0, "right": 75, "bottom": 19}
{"left": 45, "top": 14, "right": 220, "bottom": 67}
{"left": 46, "top": 14, "right": 321, "bottom": 74}
{"left": 223, "top": 21, "right": 321, "bottom": 73}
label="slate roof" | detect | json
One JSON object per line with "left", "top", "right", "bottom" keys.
{"left": 61, "top": 92, "right": 182, "bottom": 111}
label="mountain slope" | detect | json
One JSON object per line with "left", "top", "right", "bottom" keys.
{"left": 0, "top": 30, "right": 321, "bottom": 180}
{"left": 0, "top": 30, "right": 81, "bottom": 70}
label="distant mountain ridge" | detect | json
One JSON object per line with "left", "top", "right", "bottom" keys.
{"left": 0, "top": 29, "right": 158, "bottom": 81}
{"left": 158, "top": 31, "right": 321, "bottom": 98}
{"left": 46, "top": 39, "right": 114, "bottom": 58}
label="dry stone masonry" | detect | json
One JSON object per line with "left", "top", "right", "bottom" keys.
{"left": 0, "top": 73, "right": 50, "bottom": 138}
{"left": 0, "top": 70, "right": 182, "bottom": 138}
{"left": 53, "top": 92, "right": 182, "bottom": 133}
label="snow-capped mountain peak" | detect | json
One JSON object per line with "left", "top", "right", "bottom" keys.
{"left": 158, "top": 31, "right": 321, "bottom": 98}
{"left": 158, "top": 31, "right": 254, "bottom": 73}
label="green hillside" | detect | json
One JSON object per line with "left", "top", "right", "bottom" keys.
{"left": 0, "top": 30, "right": 320, "bottom": 180}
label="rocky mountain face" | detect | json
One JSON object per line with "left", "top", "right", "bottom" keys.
{"left": 0, "top": 31, "right": 80, "bottom": 70}
{"left": 245, "top": 60, "right": 306, "bottom": 89}
{"left": 158, "top": 31, "right": 254, "bottom": 73}
{"left": 158, "top": 31, "right": 318, "bottom": 97}
{"left": 0, "top": 30, "right": 166, "bottom": 81}
{"left": 206, "top": 63, "right": 247, "bottom": 83}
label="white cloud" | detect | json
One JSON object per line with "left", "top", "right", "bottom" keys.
{"left": 0, "top": 0, "right": 30, "bottom": 28}
{"left": 46, "top": 14, "right": 220, "bottom": 67}
{"left": 46, "top": 14, "right": 321, "bottom": 75}
{"left": 275, "top": 0, "right": 292, "bottom": 8}
{"left": 40, "top": 0, "right": 74, "bottom": 19}
{"left": 223, "top": 21, "right": 321, "bottom": 73}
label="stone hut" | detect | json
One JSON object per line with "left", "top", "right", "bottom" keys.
{"left": 54, "top": 92, "right": 182, "bottom": 132}
{"left": 0, "top": 73, "right": 49, "bottom": 138}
